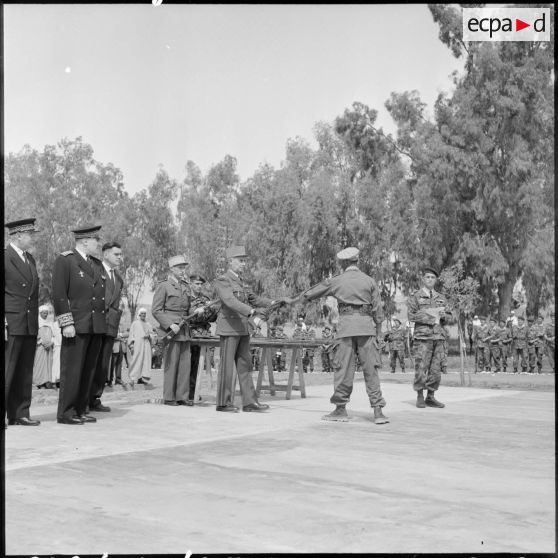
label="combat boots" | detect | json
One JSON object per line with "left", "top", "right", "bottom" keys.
{"left": 416, "top": 390, "right": 426, "bottom": 408}
{"left": 322, "top": 405, "right": 349, "bottom": 422}
{"left": 425, "top": 391, "right": 445, "bottom": 408}
{"left": 373, "top": 406, "right": 389, "bottom": 424}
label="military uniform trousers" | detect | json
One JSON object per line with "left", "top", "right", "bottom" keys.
{"left": 512, "top": 347, "right": 528, "bottom": 372}
{"left": 217, "top": 335, "right": 258, "bottom": 407}
{"left": 189, "top": 343, "right": 203, "bottom": 401}
{"left": 302, "top": 349, "right": 314, "bottom": 372}
{"left": 321, "top": 349, "right": 332, "bottom": 372}
{"left": 476, "top": 346, "right": 491, "bottom": 371}
{"left": 5, "top": 335, "right": 37, "bottom": 420}
{"left": 528, "top": 345, "right": 543, "bottom": 373}
{"left": 109, "top": 344, "right": 126, "bottom": 384}
{"left": 491, "top": 345, "right": 507, "bottom": 371}
{"left": 163, "top": 339, "right": 191, "bottom": 402}
{"left": 546, "top": 343, "right": 554, "bottom": 372}
{"left": 412, "top": 339, "right": 444, "bottom": 392}
{"left": 89, "top": 334, "right": 115, "bottom": 407}
{"left": 57, "top": 333, "right": 103, "bottom": 420}
{"left": 330, "top": 336, "right": 385, "bottom": 407}
{"left": 390, "top": 349, "right": 405, "bottom": 372}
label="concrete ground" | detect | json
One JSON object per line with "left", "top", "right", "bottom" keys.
{"left": 4, "top": 371, "right": 555, "bottom": 555}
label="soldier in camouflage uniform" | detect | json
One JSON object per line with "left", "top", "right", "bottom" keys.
{"left": 383, "top": 318, "right": 406, "bottom": 373}
{"left": 302, "top": 321, "right": 316, "bottom": 373}
{"left": 487, "top": 316, "right": 500, "bottom": 372}
{"left": 544, "top": 311, "right": 555, "bottom": 372}
{"left": 491, "top": 319, "right": 511, "bottom": 373}
{"left": 188, "top": 274, "right": 219, "bottom": 403}
{"left": 250, "top": 324, "right": 264, "bottom": 371}
{"left": 474, "top": 316, "right": 491, "bottom": 372}
{"left": 511, "top": 315, "right": 529, "bottom": 373}
{"left": 320, "top": 325, "right": 334, "bottom": 372}
{"left": 440, "top": 322, "right": 450, "bottom": 375}
{"left": 527, "top": 315, "right": 545, "bottom": 374}
{"left": 407, "top": 266, "right": 452, "bottom": 409}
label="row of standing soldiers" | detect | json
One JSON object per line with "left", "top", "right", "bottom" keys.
{"left": 471, "top": 314, "right": 555, "bottom": 373}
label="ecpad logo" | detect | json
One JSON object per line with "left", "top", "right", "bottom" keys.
{"left": 463, "top": 8, "right": 550, "bottom": 42}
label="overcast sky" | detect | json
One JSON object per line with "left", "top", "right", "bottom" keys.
{"left": 4, "top": 3, "right": 464, "bottom": 195}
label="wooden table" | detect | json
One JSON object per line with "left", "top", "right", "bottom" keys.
{"left": 190, "top": 337, "right": 326, "bottom": 401}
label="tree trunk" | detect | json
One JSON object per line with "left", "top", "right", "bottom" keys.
{"left": 498, "top": 263, "right": 520, "bottom": 320}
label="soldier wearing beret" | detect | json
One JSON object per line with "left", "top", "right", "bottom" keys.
{"left": 544, "top": 311, "right": 555, "bottom": 372}
{"left": 4, "top": 218, "right": 41, "bottom": 427}
{"left": 384, "top": 318, "right": 406, "bottom": 374}
{"left": 511, "top": 315, "right": 528, "bottom": 373}
{"left": 298, "top": 247, "right": 388, "bottom": 424}
{"left": 212, "top": 246, "right": 288, "bottom": 413}
{"left": 406, "top": 266, "right": 452, "bottom": 408}
{"left": 187, "top": 273, "right": 219, "bottom": 404}
{"left": 152, "top": 256, "right": 197, "bottom": 406}
{"left": 492, "top": 319, "right": 511, "bottom": 373}
{"left": 52, "top": 225, "right": 107, "bottom": 425}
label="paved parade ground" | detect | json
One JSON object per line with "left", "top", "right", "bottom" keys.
{"left": 4, "top": 372, "right": 555, "bottom": 555}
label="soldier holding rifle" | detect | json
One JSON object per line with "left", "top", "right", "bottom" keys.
{"left": 152, "top": 255, "right": 205, "bottom": 406}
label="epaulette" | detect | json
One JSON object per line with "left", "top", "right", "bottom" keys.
{"left": 60, "top": 250, "right": 73, "bottom": 256}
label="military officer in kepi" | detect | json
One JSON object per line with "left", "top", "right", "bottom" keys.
{"left": 52, "top": 225, "right": 107, "bottom": 425}
{"left": 152, "top": 255, "right": 201, "bottom": 406}
{"left": 296, "top": 247, "right": 388, "bottom": 425}
{"left": 213, "top": 245, "right": 289, "bottom": 413}
{"left": 406, "top": 266, "right": 452, "bottom": 409}
{"left": 4, "top": 218, "right": 42, "bottom": 427}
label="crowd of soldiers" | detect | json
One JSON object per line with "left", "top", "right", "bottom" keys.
{"left": 467, "top": 314, "right": 555, "bottom": 374}
{"left": 5, "top": 216, "right": 555, "bottom": 429}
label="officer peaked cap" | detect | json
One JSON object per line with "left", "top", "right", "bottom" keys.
{"left": 5, "top": 218, "right": 38, "bottom": 235}
{"left": 422, "top": 266, "right": 439, "bottom": 277}
{"left": 72, "top": 225, "right": 102, "bottom": 240}
{"left": 168, "top": 255, "right": 188, "bottom": 268}
{"left": 226, "top": 246, "right": 247, "bottom": 258}
{"left": 189, "top": 273, "right": 206, "bottom": 283}
{"left": 336, "top": 247, "right": 359, "bottom": 261}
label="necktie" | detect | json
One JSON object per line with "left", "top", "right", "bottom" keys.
{"left": 109, "top": 269, "right": 115, "bottom": 286}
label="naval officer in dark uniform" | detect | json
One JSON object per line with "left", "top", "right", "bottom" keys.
{"left": 4, "top": 218, "right": 41, "bottom": 427}
{"left": 298, "top": 247, "right": 388, "bottom": 424}
{"left": 52, "top": 225, "right": 107, "bottom": 425}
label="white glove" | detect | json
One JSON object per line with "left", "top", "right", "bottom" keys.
{"left": 62, "top": 325, "right": 76, "bottom": 338}
{"left": 194, "top": 307, "right": 206, "bottom": 315}
{"left": 252, "top": 316, "right": 264, "bottom": 329}
{"left": 169, "top": 323, "right": 180, "bottom": 334}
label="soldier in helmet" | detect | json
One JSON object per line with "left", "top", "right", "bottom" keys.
{"left": 295, "top": 247, "right": 388, "bottom": 424}
{"left": 406, "top": 266, "right": 452, "bottom": 408}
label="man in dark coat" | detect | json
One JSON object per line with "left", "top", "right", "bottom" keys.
{"left": 88, "top": 242, "right": 124, "bottom": 412}
{"left": 4, "top": 218, "right": 41, "bottom": 427}
{"left": 52, "top": 225, "right": 107, "bottom": 425}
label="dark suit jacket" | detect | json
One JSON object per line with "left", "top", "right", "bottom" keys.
{"left": 99, "top": 263, "right": 123, "bottom": 338}
{"left": 52, "top": 250, "right": 108, "bottom": 335}
{"left": 214, "top": 270, "right": 272, "bottom": 336}
{"left": 4, "top": 244, "right": 39, "bottom": 336}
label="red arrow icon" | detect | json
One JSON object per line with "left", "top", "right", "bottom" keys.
{"left": 516, "top": 18, "right": 530, "bottom": 31}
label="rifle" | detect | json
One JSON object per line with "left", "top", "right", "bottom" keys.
{"left": 159, "top": 299, "right": 221, "bottom": 346}
{"left": 247, "top": 299, "right": 288, "bottom": 332}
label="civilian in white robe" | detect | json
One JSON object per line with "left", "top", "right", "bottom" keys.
{"left": 33, "top": 305, "right": 55, "bottom": 389}
{"left": 127, "top": 308, "right": 157, "bottom": 387}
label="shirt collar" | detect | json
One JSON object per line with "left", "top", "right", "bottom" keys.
{"left": 75, "top": 247, "right": 88, "bottom": 261}
{"left": 10, "top": 242, "right": 26, "bottom": 261}
{"left": 229, "top": 269, "right": 240, "bottom": 280}
{"left": 345, "top": 265, "right": 359, "bottom": 271}
{"left": 102, "top": 261, "right": 113, "bottom": 274}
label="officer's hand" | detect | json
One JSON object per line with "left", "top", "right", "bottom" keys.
{"left": 169, "top": 323, "right": 180, "bottom": 334}
{"left": 252, "top": 316, "right": 264, "bottom": 329}
{"left": 193, "top": 307, "right": 206, "bottom": 315}
{"left": 62, "top": 325, "right": 76, "bottom": 338}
